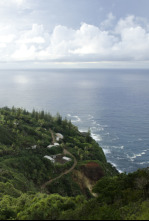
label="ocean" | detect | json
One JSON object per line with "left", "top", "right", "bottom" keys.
{"left": 0, "top": 68, "right": 149, "bottom": 173}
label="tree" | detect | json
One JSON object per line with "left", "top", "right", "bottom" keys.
{"left": 86, "top": 129, "right": 92, "bottom": 143}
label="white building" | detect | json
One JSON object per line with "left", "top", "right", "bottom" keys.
{"left": 31, "top": 145, "right": 37, "bottom": 150}
{"left": 62, "top": 156, "right": 72, "bottom": 162}
{"left": 44, "top": 156, "right": 55, "bottom": 163}
{"left": 56, "top": 133, "right": 64, "bottom": 141}
{"left": 47, "top": 145, "right": 54, "bottom": 149}
{"left": 47, "top": 143, "right": 60, "bottom": 149}
{"left": 54, "top": 143, "right": 60, "bottom": 146}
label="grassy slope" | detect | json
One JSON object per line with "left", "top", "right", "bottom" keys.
{"left": 0, "top": 107, "right": 149, "bottom": 220}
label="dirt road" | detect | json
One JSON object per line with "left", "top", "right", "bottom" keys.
{"left": 41, "top": 129, "right": 77, "bottom": 190}
{"left": 41, "top": 148, "right": 77, "bottom": 190}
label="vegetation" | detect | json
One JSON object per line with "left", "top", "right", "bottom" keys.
{"left": 0, "top": 107, "right": 149, "bottom": 220}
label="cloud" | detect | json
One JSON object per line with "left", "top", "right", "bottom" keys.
{"left": 12, "top": 0, "right": 25, "bottom": 6}
{"left": 12, "top": 44, "right": 36, "bottom": 61}
{"left": 114, "top": 16, "right": 149, "bottom": 60}
{"left": 69, "top": 23, "right": 117, "bottom": 56}
{"left": 0, "top": 15, "right": 149, "bottom": 65}
{"left": 100, "top": 13, "right": 116, "bottom": 29}
{"left": 0, "top": 0, "right": 26, "bottom": 7}
{"left": 17, "top": 24, "right": 47, "bottom": 44}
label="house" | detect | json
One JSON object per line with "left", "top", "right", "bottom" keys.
{"left": 47, "top": 143, "right": 60, "bottom": 149}
{"left": 44, "top": 156, "right": 55, "bottom": 163}
{"left": 62, "top": 156, "right": 72, "bottom": 162}
{"left": 31, "top": 145, "right": 37, "bottom": 150}
{"left": 54, "top": 143, "right": 60, "bottom": 146}
{"left": 47, "top": 145, "right": 55, "bottom": 149}
{"left": 56, "top": 133, "right": 64, "bottom": 141}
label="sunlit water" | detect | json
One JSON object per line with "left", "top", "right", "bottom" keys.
{"left": 0, "top": 68, "right": 149, "bottom": 173}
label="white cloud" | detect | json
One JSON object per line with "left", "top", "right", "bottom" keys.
{"left": 100, "top": 13, "right": 116, "bottom": 29}
{"left": 70, "top": 23, "right": 117, "bottom": 56}
{"left": 12, "top": 0, "right": 25, "bottom": 6}
{"left": 0, "top": 0, "right": 25, "bottom": 7}
{"left": 0, "top": 15, "right": 149, "bottom": 66}
{"left": 0, "top": 34, "right": 15, "bottom": 44}
{"left": 12, "top": 44, "right": 36, "bottom": 61}
{"left": 17, "top": 24, "right": 47, "bottom": 44}
{"left": 114, "top": 16, "right": 149, "bottom": 60}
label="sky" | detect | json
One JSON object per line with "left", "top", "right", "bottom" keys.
{"left": 0, "top": 0, "right": 149, "bottom": 69}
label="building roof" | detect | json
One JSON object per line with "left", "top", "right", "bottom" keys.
{"left": 44, "top": 155, "right": 55, "bottom": 163}
{"left": 54, "top": 143, "right": 59, "bottom": 146}
{"left": 56, "top": 133, "right": 64, "bottom": 138}
{"left": 62, "top": 156, "right": 72, "bottom": 162}
{"left": 56, "top": 133, "right": 64, "bottom": 141}
{"left": 47, "top": 145, "right": 54, "bottom": 148}
{"left": 47, "top": 143, "right": 59, "bottom": 148}
{"left": 31, "top": 145, "right": 37, "bottom": 149}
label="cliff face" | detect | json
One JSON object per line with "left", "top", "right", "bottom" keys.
{"left": 81, "top": 162, "right": 105, "bottom": 181}
{"left": 72, "top": 162, "right": 104, "bottom": 197}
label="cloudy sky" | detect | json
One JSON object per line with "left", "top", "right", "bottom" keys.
{"left": 1, "top": 0, "right": 149, "bottom": 69}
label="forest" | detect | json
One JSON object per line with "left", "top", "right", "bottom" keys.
{"left": 0, "top": 107, "right": 149, "bottom": 220}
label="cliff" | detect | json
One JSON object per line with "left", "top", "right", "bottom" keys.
{"left": 0, "top": 107, "right": 148, "bottom": 220}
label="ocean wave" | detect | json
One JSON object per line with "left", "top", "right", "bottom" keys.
{"left": 92, "top": 120, "right": 97, "bottom": 125}
{"left": 131, "top": 152, "right": 146, "bottom": 159}
{"left": 102, "top": 146, "right": 111, "bottom": 154}
{"left": 137, "top": 161, "right": 149, "bottom": 165}
{"left": 91, "top": 126, "right": 104, "bottom": 132}
{"left": 103, "top": 149, "right": 111, "bottom": 154}
{"left": 67, "top": 114, "right": 81, "bottom": 123}
{"left": 79, "top": 129, "right": 88, "bottom": 133}
{"left": 71, "top": 116, "right": 81, "bottom": 123}
{"left": 127, "top": 151, "right": 146, "bottom": 162}
{"left": 108, "top": 161, "right": 123, "bottom": 173}
{"left": 105, "top": 132, "right": 110, "bottom": 135}
{"left": 88, "top": 114, "right": 94, "bottom": 120}
{"left": 111, "top": 145, "right": 124, "bottom": 150}
{"left": 143, "top": 149, "right": 149, "bottom": 152}
{"left": 126, "top": 154, "right": 135, "bottom": 162}
{"left": 138, "top": 138, "right": 143, "bottom": 141}
{"left": 91, "top": 133, "right": 102, "bottom": 142}
{"left": 117, "top": 157, "right": 125, "bottom": 160}
{"left": 106, "top": 145, "right": 124, "bottom": 150}
{"left": 112, "top": 136, "right": 120, "bottom": 141}
{"left": 90, "top": 126, "right": 97, "bottom": 130}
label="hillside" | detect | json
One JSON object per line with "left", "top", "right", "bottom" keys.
{"left": 0, "top": 107, "right": 149, "bottom": 220}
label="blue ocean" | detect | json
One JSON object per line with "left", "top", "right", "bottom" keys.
{"left": 0, "top": 68, "right": 149, "bottom": 173}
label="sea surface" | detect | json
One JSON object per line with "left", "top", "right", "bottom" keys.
{"left": 0, "top": 68, "right": 149, "bottom": 173}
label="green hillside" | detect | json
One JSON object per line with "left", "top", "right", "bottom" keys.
{"left": 0, "top": 107, "right": 148, "bottom": 220}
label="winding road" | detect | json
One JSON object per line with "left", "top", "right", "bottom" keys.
{"left": 41, "top": 130, "right": 77, "bottom": 191}
{"left": 41, "top": 148, "right": 77, "bottom": 190}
